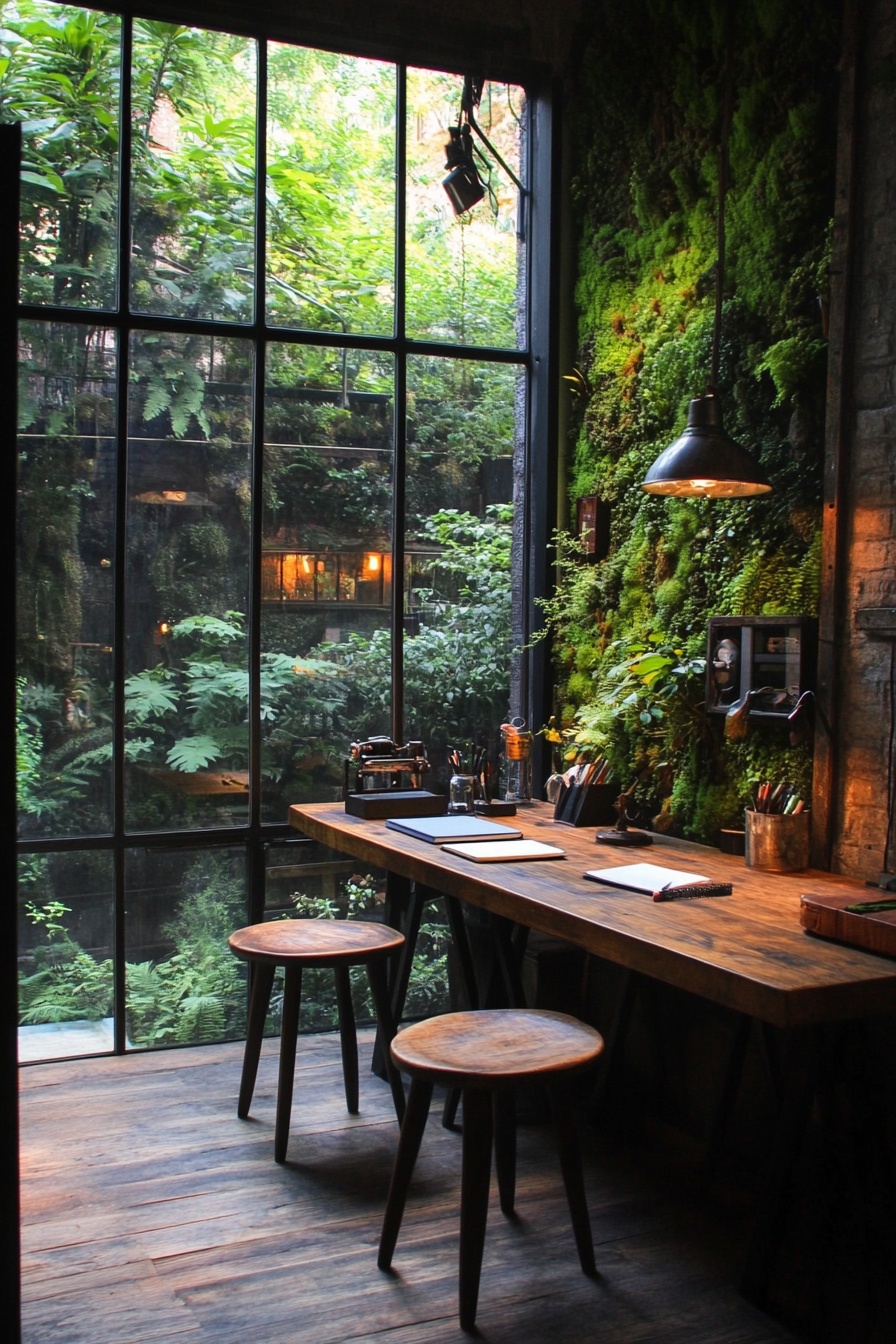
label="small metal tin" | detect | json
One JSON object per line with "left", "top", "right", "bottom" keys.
{"left": 744, "top": 809, "right": 810, "bottom": 872}
{"left": 719, "top": 828, "right": 746, "bottom": 856}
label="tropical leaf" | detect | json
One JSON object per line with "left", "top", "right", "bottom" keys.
{"left": 124, "top": 671, "right": 179, "bottom": 722}
{"left": 166, "top": 734, "right": 221, "bottom": 772}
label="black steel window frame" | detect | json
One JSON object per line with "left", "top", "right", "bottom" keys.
{"left": 14, "top": 4, "right": 558, "bottom": 1057}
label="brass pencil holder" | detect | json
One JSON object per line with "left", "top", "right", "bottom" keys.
{"left": 744, "top": 809, "right": 810, "bottom": 873}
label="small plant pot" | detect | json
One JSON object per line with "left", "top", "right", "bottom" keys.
{"left": 719, "top": 828, "right": 746, "bottom": 856}
{"left": 744, "top": 810, "right": 810, "bottom": 873}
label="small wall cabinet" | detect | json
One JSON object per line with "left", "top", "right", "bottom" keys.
{"left": 705, "top": 615, "right": 817, "bottom": 722}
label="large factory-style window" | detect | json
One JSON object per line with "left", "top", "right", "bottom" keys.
{"left": 10, "top": 2, "right": 553, "bottom": 1059}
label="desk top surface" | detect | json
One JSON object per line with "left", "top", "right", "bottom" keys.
{"left": 289, "top": 801, "right": 896, "bottom": 1028}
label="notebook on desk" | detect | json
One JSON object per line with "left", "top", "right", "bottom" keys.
{"left": 385, "top": 815, "right": 522, "bottom": 844}
{"left": 442, "top": 839, "right": 565, "bottom": 863}
{"left": 584, "top": 862, "right": 732, "bottom": 900}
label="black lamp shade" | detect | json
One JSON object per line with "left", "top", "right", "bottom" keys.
{"left": 443, "top": 163, "right": 485, "bottom": 215}
{"left": 642, "top": 394, "right": 772, "bottom": 498}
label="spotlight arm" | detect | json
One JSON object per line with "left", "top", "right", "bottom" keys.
{"left": 466, "top": 109, "right": 526, "bottom": 196}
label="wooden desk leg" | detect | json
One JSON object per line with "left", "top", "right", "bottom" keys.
{"left": 445, "top": 894, "right": 480, "bottom": 1010}
{"left": 443, "top": 895, "right": 480, "bottom": 1131}
{"left": 740, "top": 1024, "right": 822, "bottom": 1308}
{"left": 761, "top": 1021, "right": 783, "bottom": 1108}
{"left": 701, "top": 1012, "right": 752, "bottom": 1193}
{"left": 588, "top": 967, "right": 636, "bottom": 1107}
{"left": 372, "top": 881, "right": 427, "bottom": 1079}
{"left": 381, "top": 872, "right": 411, "bottom": 999}
{"left": 367, "top": 957, "right": 406, "bottom": 1125}
{"left": 491, "top": 915, "right": 529, "bottom": 1009}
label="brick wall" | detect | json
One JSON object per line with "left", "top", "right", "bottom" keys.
{"left": 832, "top": 0, "right": 896, "bottom": 877}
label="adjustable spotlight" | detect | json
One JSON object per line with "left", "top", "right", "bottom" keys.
{"left": 442, "top": 124, "right": 485, "bottom": 216}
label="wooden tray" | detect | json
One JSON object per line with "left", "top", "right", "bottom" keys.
{"left": 800, "top": 892, "right": 896, "bottom": 958}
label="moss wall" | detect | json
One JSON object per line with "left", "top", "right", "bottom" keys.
{"left": 554, "top": 0, "right": 841, "bottom": 841}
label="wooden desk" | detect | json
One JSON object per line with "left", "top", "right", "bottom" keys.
{"left": 289, "top": 801, "right": 896, "bottom": 1029}
{"left": 289, "top": 801, "right": 896, "bottom": 1308}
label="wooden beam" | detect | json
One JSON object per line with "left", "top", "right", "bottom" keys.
{"left": 813, "top": 0, "right": 862, "bottom": 869}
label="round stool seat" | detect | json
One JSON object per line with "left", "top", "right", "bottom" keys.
{"left": 391, "top": 1008, "right": 604, "bottom": 1087}
{"left": 229, "top": 918, "right": 404, "bottom": 966}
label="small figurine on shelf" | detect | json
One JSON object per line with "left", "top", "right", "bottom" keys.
{"left": 595, "top": 789, "right": 653, "bottom": 847}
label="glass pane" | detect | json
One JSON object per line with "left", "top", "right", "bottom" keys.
{"left": 266, "top": 43, "right": 395, "bottom": 336}
{"left": 125, "top": 846, "right": 247, "bottom": 1048}
{"left": 16, "top": 321, "right": 116, "bottom": 839}
{"left": 404, "top": 356, "right": 520, "bottom": 776}
{"left": 2, "top": 2, "right": 121, "bottom": 308}
{"left": 406, "top": 72, "right": 524, "bottom": 348}
{"left": 125, "top": 331, "right": 252, "bottom": 832}
{"left": 261, "top": 344, "right": 393, "bottom": 821}
{"left": 130, "top": 23, "right": 256, "bottom": 322}
{"left": 18, "top": 850, "right": 114, "bottom": 1061}
{"left": 262, "top": 844, "right": 446, "bottom": 1032}
{"left": 263, "top": 840, "right": 380, "bottom": 1033}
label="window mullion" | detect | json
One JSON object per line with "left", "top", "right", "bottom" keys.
{"left": 247, "top": 37, "right": 268, "bottom": 921}
{"left": 112, "top": 14, "right": 134, "bottom": 1055}
{"left": 390, "top": 64, "right": 408, "bottom": 744}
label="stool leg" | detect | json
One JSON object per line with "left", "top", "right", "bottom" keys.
{"left": 274, "top": 964, "right": 302, "bottom": 1164}
{"left": 546, "top": 1079, "right": 595, "bottom": 1275}
{"left": 334, "top": 964, "right": 359, "bottom": 1115}
{"left": 238, "top": 961, "right": 275, "bottom": 1118}
{"left": 367, "top": 958, "right": 406, "bottom": 1124}
{"left": 378, "top": 1076, "right": 434, "bottom": 1270}
{"left": 493, "top": 1088, "right": 516, "bottom": 1216}
{"left": 442, "top": 1086, "right": 461, "bottom": 1130}
{"left": 459, "top": 1086, "right": 493, "bottom": 1331}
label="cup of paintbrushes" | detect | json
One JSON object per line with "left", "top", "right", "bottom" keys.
{"left": 744, "top": 808, "right": 810, "bottom": 871}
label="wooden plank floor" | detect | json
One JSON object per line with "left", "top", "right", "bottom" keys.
{"left": 19, "top": 1031, "right": 801, "bottom": 1344}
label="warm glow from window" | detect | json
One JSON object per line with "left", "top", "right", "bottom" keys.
{"left": 365, "top": 552, "right": 381, "bottom": 572}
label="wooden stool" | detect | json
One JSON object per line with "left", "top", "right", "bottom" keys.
{"left": 377, "top": 1008, "right": 604, "bottom": 1331}
{"left": 229, "top": 919, "right": 406, "bottom": 1162}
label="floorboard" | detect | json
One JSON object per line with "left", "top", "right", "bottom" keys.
{"left": 19, "top": 1031, "right": 801, "bottom": 1343}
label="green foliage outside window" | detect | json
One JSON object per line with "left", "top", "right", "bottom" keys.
{"left": 19, "top": 858, "right": 449, "bottom": 1044}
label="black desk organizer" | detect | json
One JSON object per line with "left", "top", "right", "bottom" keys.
{"left": 554, "top": 781, "right": 618, "bottom": 827}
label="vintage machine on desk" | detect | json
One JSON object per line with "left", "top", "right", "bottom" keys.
{"left": 343, "top": 736, "right": 447, "bottom": 819}
{"left": 705, "top": 615, "right": 817, "bottom": 723}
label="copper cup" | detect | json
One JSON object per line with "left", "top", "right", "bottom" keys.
{"left": 744, "top": 809, "right": 810, "bottom": 872}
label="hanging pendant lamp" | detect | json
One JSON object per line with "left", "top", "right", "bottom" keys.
{"left": 641, "top": 13, "right": 771, "bottom": 500}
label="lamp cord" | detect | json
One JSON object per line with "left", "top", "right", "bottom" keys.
{"left": 711, "top": 3, "right": 734, "bottom": 392}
